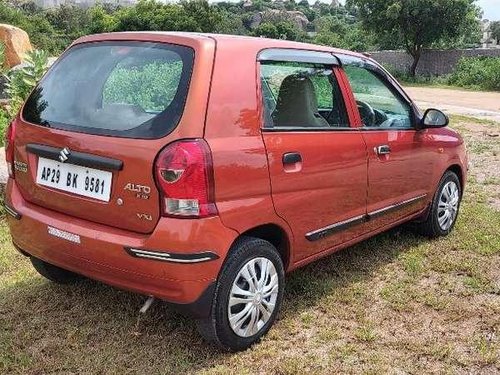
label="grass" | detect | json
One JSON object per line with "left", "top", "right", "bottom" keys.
{"left": 0, "top": 116, "right": 499, "bottom": 374}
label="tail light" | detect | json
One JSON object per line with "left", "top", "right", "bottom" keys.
{"left": 4, "top": 121, "right": 16, "bottom": 179}
{"left": 155, "top": 139, "right": 217, "bottom": 218}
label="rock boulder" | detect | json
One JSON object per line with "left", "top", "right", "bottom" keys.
{"left": 250, "top": 10, "right": 310, "bottom": 31}
{"left": 0, "top": 24, "right": 33, "bottom": 68}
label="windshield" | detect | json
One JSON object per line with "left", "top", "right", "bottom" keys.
{"left": 22, "top": 41, "right": 194, "bottom": 138}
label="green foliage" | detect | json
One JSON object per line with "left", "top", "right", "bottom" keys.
{"left": 45, "top": 4, "right": 91, "bottom": 42}
{"left": 383, "top": 58, "right": 500, "bottom": 92}
{"left": 490, "top": 21, "right": 500, "bottom": 42}
{"left": 252, "top": 21, "right": 304, "bottom": 41}
{"left": 103, "top": 61, "right": 183, "bottom": 112}
{"left": 313, "top": 15, "right": 371, "bottom": 51}
{"left": 88, "top": 5, "right": 119, "bottom": 34}
{"left": 0, "top": 2, "right": 67, "bottom": 54}
{"left": 0, "top": 0, "right": 489, "bottom": 86}
{"left": 382, "top": 63, "right": 449, "bottom": 85}
{"left": 348, "top": 0, "right": 481, "bottom": 75}
{"left": 448, "top": 57, "right": 500, "bottom": 91}
{"left": 0, "top": 0, "right": 380, "bottom": 55}
{"left": 91, "top": 0, "right": 233, "bottom": 34}
{"left": 0, "top": 108, "right": 9, "bottom": 147}
{"left": 0, "top": 43, "right": 5, "bottom": 73}
{"left": 4, "top": 49, "right": 49, "bottom": 118}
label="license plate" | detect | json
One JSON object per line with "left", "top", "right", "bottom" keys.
{"left": 36, "top": 157, "right": 112, "bottom": 202}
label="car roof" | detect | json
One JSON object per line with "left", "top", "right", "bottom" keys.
{"left": 73, "top": 31, "right": 366, "bottom": 59}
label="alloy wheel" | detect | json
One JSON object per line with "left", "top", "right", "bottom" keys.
{"left": 228, "top": 257, "right": 279, "bottom": 337}
{"left": 437, "top": 181, "right": 460, "bottom": 230}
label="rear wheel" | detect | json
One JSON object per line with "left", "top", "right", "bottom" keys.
{"left": 414, "top": 171, "right": 462, "bottom": 238}
{"left": 197, "top": 237, "right": 285, "bottom": 352}
{"left": 30, "top": 257, "right": 82, "bottom": 284}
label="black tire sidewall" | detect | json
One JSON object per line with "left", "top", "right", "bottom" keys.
{"left": 212, "top": 238, "right": 285, "bottom": 352}
{"left": 30, "top": 256, "right": 81, "bottom": 284}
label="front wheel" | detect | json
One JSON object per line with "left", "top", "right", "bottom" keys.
{"left": 414, "top": 171, "right": 462, "bottom": 238}
{"left": 197, "top": 237, "right": 285, "bottom": 352}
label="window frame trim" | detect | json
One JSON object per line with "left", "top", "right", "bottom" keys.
{"left": 257, "top": 48, "right": 353, "bottom": 132}
{"left": 336, "top": 53, "right": 421, "bottom": 131}
{"left": 21, "top": 41, "right": 195, "bottom": 140}
{"left": 258, "top": 48, "right": 341, "bottom": 66}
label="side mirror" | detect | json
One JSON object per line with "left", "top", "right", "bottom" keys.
{"left": 421, "top": 108, "right": 449, "bottom": 128}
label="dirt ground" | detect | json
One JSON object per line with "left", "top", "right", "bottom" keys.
{"left": 452, "top": 116, "right": 500, "bottom": 211}
{"left": 405, "top": 86, "right": 500, "bottom": 123}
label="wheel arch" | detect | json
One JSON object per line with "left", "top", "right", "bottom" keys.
{"left": 446, "top": 164, "right": 465, "bottom": 193}
{"left": 233, "top": 223, "right": 291, "bottom": 271}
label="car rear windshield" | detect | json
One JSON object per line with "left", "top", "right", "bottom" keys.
{"left": 22, "top": 41, "right": 194, "bottom": 138}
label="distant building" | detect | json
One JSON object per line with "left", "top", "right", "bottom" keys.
{"left": 481, "top": 19, "right": 499, "bottom": 48}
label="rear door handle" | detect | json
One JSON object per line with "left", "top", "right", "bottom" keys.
{"left": 375, "top": 145, "right": 391, "bottom": 155}
{"left": 282, "top": 152, "right": 302, "bottom": 165}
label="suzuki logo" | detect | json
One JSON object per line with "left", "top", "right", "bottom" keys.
{"left": 59, "top": 148, "right": 70, "bottom": 162}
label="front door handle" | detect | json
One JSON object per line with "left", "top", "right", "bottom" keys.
{"left": 283, "top": 152, "right": 302, "bottom": 165}
{"left": 375, "top": 145, "right": 391, "bottom": 155}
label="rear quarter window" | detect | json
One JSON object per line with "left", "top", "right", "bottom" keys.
{"left": 22, "top": 41, "right": 194, "bottom": 139}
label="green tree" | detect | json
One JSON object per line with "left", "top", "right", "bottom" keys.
{"left": 490, "top": 21, "right": 500, "bottom": 42}
{"left": 88, "top": 5, "right": 118, "bottom": 33}
{"left": 0, "top": 1, "right": 64, "bottom": 54}
{"left": 45, "top": 4, "right": 90, "bottom": 37}
{"left": 313, "top": 15, "right": 372, "bottom": 51}
{"left": 181, "top": 0, "right": 230, "bottom": 33}
{"left": 252, "top": 22, "right": 279, "bottom": 39}
{"left": 348, "top": 0, "right": 481, "bottom": 76}
{"left": 252, "top": 21, "right": 303, "bottom": 41}
{"left": 108, "top": 0, "right": 229, "bottom": 33}
{"left": 275, "top": 21, "right": 303, "bottom": 40}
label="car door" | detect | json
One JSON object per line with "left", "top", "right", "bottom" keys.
{"left": 259, "top": 49, "right": 368, "bottom": 262}
{"left": 338, "top": 55, "right": 436, "bottom": 229}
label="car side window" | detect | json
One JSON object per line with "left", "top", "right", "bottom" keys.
{"left": 344, "top": 65, "right": 412, "bottom": 129}
{"left": 260, "top": 62, "right": 349, "bottom": 129}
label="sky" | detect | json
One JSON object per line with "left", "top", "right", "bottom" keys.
{"left": 478, "top": 0, "right": 500, "bottom": 20}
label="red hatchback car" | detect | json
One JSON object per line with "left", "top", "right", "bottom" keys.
{"left": 4, "top": 32, "right": 467, "bottom": 351}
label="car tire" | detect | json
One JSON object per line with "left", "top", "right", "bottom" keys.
{"left": 196, "top": 236, "right": 285, "bottom": 352}
{"left": 30, "top": 256, "right": 82, "bottom": 284}
{"left": 414, "top": 171, "right": 462, "bottom": 238}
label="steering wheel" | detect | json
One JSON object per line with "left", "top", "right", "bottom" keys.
{"left": 356, "top": 100, "right": 376, "bottom": 126}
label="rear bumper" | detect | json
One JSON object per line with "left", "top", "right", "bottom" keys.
{"left": 5, "top": 179, "right": 238, "bottom": 317}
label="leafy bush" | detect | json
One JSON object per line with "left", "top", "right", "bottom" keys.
{"left": 0, "top": 108, "right": 9, "bottom": 147}
{"left": 4, "top": 49, "right": 49, "bottom": 119}
{"left": 0, "top": 49, "right": 49, "bottom": 145}
{"left": 448, "top": 57, "right": 500, "bottom": 91}
{"left": 0, "top": 43, "right": 6, "bottom": 74}
{"left": 381, "top": 64, "right": 448, "bottom": 85}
